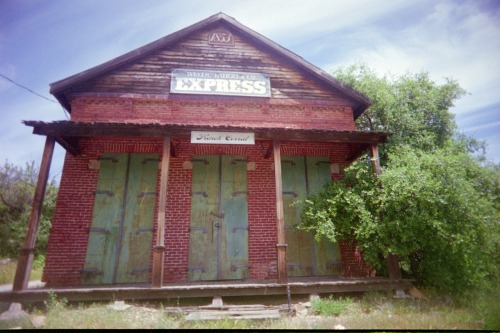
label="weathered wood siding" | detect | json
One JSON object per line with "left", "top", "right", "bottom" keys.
{"left": 67, "top": 24, "right": 346, "bottom": 101}
{"left": 65, "top": 23, "right": 357, "bottom": 131}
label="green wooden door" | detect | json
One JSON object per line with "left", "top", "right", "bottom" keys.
{"left": 282, "top": 156, "right": 342, "bottom": 277}
{"left": 81, "top": 153, "right": 159, "bottom": 285}
{"left": 188, "top": 155, "right": 249, "bottom": 281}
{"left": 282, "top": 156, "right": 312, "bottom": 276}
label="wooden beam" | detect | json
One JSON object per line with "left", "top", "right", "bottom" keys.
{"left": 273, "top": 141, "right": 287, "bottom": 284}
{"left": 0, "top": 278, "right": 413, "bottom": 303}
{"left": 369, "top": 144, "right": 381, "bottom": 176}
{"left": 55, "top": 136, "right": 80, "bottom": 156}
{"left": 345, "top": 143, "right": 368, "bottom": 163}
{"left": 369, "top": 144, "right": 402, "bottom": 280}
{"left": 24, "top": 121, "right": 390, "bottom": 145}
{"left": 13, "top": 136, "right": 55, "bottom": 291}
{"left": 151, "top": 137, "right": 171, "bottom": 288}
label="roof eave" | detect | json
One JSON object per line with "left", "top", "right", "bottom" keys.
{"left": 49, "top": 12, "right": 371, "bottom": 117}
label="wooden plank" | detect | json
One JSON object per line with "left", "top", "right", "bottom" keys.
{"left": 152, "top": 137, "right": 171, "bottom": 287}
{"left": 81, "top": 154, "right": 128, "bottom": 285}
{"left": 116, "top": 154, "right": 159, "bottom": 283}
{"left": 282, "top": 156, "right": 310, "bottom": 277}
{"left": 0, "top": 278, "right": 413, "bottom": 304}
{"left": 220, "top": 156, "right": 249, "bottom": 280}
{"left": 25, "top": 121, "right": 390, "bottom": 144}
{"left": 13, "top": 137, "right": 55, "bottom": 291}
{"left": 273, "top": 141, "right": 288, "bottom": 284}
{"left": 185, "top": 309, "right": 281, "bottom": 321}
{"left": 188, "top": 155, "right": 219, "bottom": 281}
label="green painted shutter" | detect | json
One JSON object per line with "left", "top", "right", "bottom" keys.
{"left": 282, "top": 156, "right": 342, "bottom": 277}
{"left": 220, "top": 156, "right": 249, "bottom": 279}
{"left": 188, "top": 156, "right": 219, "bottom": 281}
{"left": 282, "top": 156, "right": 312, "bottom": 277}
{"left": 82, "top": 154, "right": 127, "bottom": 284}
{"left": 82, "top": 153, "right": 159, "bottom": 285}
{"left": 188, "top": 155, "right": 249, "bottom": 281}
{"left": 115, "top": 154, "right": 159, "bottom": 283}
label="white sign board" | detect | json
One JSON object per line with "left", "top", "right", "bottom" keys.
{"left": 191, "top": 131, "right": 255, "bottom": 145}
{"left": 171, "top": 69, "right": 271, "bottom": 97}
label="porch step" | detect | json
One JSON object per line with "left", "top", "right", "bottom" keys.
{"left": 185, "top": 306, "right": 281, "bottom": 321}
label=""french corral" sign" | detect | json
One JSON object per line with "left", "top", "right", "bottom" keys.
{"left": 191, "top": 131, "right": 255, "bottom": 145}
{"left": 171, "top": 69, "right": 271, "bottom": 97}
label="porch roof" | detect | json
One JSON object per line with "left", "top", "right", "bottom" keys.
{"left": 23, "top": 120, "right": 391, "bottom": 158}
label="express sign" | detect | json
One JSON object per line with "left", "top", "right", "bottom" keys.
{"left": 170, "top": 69, "right": 271, "bottom": 97}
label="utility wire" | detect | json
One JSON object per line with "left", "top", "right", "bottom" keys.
{"left": 0, "top": 73, "right": 57, "bottom": 103}
{"left": 1, "top": 73, "right": 69, "bottom": 119}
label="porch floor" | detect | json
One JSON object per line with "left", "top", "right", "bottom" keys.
{"left": 0, "top": 276, "right": 412, "bottom": 305}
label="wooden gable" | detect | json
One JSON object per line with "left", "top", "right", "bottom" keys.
{"left": 50, "top": 13, "right": 370, "bottom": 119}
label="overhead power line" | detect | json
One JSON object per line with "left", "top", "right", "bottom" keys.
{"left": 1, "top": 73, "right": 69, "bottom": 119}
{"left": 0, "top": 73, "right": 57, "bottom": 103}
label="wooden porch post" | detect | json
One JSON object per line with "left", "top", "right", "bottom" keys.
{"left": 13, "top": 136, "right": 55, "bottom": 291}
{"left": 273, "top": 141, "right": 288, "bottom": 284}
{"left": 152, "top": 137, "right": 171, "bottom": 288}
{"left": 370, "top": 144, "right": 402, "bottom": 280}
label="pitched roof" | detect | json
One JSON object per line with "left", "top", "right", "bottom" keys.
{"left": 50, "top": 12, "right": 371, "bottom": 118}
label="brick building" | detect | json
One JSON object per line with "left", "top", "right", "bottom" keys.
{"left": 16, "top": 13, "right": 398, "bottom": 293}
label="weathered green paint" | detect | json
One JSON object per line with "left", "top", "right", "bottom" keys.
{"left": 221, "top": 156, "right": 249, "bottom": 279}
{"left": 282, "top": 156, "right": 311, "bottom": 276}
{"left": 282, "top": 156, "right": 342, "bottom": 277}
{"left": 188, "top": 155, "right": 249, "bottom": 281}
{"left": 115, "top": 154, "right": 159, "bottom": 283}
{"left": 188, "top": 155, "right": 219, "bottom": 281}
{"left": 82, "top": 153, "right": 159, "bottom": 285}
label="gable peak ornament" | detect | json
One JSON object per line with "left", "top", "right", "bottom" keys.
{"left": 208, "top": 29, "right": 234, "bottom": 46}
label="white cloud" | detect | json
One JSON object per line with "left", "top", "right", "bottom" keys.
{"left": 316, "top": 1, "right": 500, "bottom": 121}
{"left": 1, "top": 0, "right": 499, "bottom": 167}
{"left": 463, "top": 120, "right": 500, "bottom": 132}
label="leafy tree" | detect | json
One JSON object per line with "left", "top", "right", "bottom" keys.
{"left": 0, "top": 160, "right": 57, "bottom": 259}
{"left": 301, "top": 147, "right": 499, "bottom": 294}
{"left": 299, "top": 64, "right": 499, "bottom": 295}
{"left": 334, "top": 63, "right": 466, "bottom": 159}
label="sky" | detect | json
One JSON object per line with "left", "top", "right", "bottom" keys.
{"left": 1, "top": 0, "right": 499, "bottom": 181}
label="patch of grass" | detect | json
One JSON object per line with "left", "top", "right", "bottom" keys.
{"left": 311, "top": 295, "right": 352, "bottom": 316}
{"left": 0, "top": 261, "right": 17, "bottom": 285}
{"left": 43, "top": 291, "right": 68, "bottom": 314}
{"left": 182, "top": 318, "right": 267, "bottom": 330}
{"left": 0, "top": 258, "right": 44, "bottom": 285}
{"left": 0, "top": 292, "right": 491, "bottom": 330}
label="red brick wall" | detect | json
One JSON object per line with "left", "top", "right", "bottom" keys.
{"left": 44, "top": 136, "right": 374, "bottom": 286}
{"left": 70, "top": 95, "right": 356, "bottom": 131}
{"left": 340, "top": 241, "right": 376, "bottom": 277}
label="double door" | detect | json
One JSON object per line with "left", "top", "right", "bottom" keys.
{"left": 81, "top": 153, "right": 159, "bottom": 284}
{"left": 188, "top": 155, "right": 249, "bottom": 281}
{"left": 282, "top": 156, "right": 342, "bottom": 277}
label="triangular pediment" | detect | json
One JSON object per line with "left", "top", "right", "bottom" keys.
{"left": 50, "top": 12, "right": 370, "bottom": 118}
